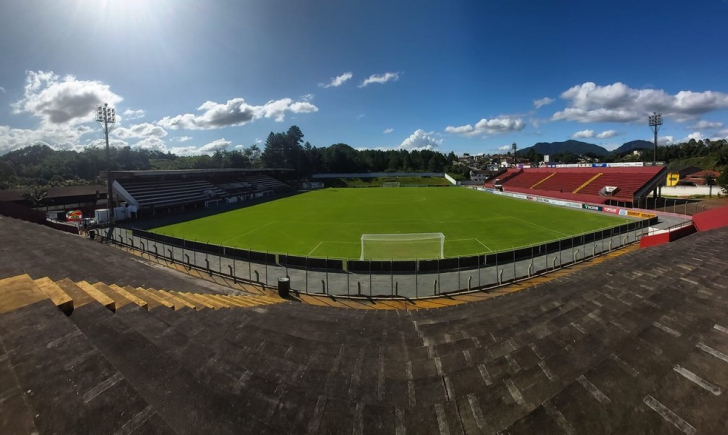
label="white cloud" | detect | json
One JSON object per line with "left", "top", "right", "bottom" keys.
{"left": 533, "top": 97, "right": 554, "bottom": 109}
{"left": 597, "top": 130, "right": 617, "bottom": 139}
{"left": 172, "top": 136, "right": 192, "bottom": 142}
{"left": 199, "top": 138, "right": 231, "bottom": 154}
{"left": 113, "top": 122, "right": 167, "bottom": 140}
{"left": 658, "top": 136, "right": 674, "bottom": 146}
{"left": 157, "top": 97, "right": 318, "bottom": 130}
{"left": 359, "top": 72, "right": 399, "bottom": 88}
{"left": 383, "top": 128, "right": 393, "bottom": 134}
{"left": 445, "top": 116, "right": 526, "bottom": 138}
{"left": 0, "top": 123, "right": 95, "bottom": 154}
{"left": 552, "top": 82, "right": 728, "bottom": 123}
{"left": 686, "top": 132, "right": 704, "bottom": 141}
{"left": 497, "top": 145, "right": 511, "bottom": 151}
{"left": 0, "top": 86, "right": 5, "bottom": 93}
{"left": 572, "top": 129, "right": 595, "bottom": 139}
{"left": 122, "top": 109, "right": 145, "bottom": 120}
{"left": 319, "top": 72, "right": 353, "bottom": 88}
{"left": 689, "top": 120, "right": 724, "bottom": 130}
{"left": 133, "top": 136, "right": 167, "bottom": 152}
{"left": 167, "top": 146, "right": 201, "bottom": 157}
{"left": 12, "top": 70, "right": 123, "bottom": 126}
{"left": 399, "top": 129, "right": 442, "bottom": 150}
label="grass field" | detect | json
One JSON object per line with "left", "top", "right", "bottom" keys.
{"left": 151, "top": 187, "right": 633, "bottom": 259}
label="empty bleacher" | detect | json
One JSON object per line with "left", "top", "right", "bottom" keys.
{"left": 120, "top": 179, "right": 227, "bottom": 208}
{"left": 532, "top": 171, "right": 594, "bottom": 193}
{"left": 496, "top": 167, "right": 665, "bottom": 204}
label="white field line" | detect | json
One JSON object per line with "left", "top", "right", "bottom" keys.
{"left": 447, "top": 238, "right": 493, "bottom": 252}
{"left": 307, "top": 241, "right": 324, "bottom": 256}
{"left": 221, "top": 221, "right": 276, "bottom": 245}
{"left": 475, "top": 238, "right": 492, "bottom": 252}
{"left": 509, "top": 216, "right": 570, "bottom": 236}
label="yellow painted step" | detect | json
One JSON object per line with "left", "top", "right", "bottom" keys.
{"left": 136, "top": 288, "right": 175, "bottom": 310}
{"left": 530, "top": 172, "right": 556, "bottom": 189}
{"left": 92, "top": 282, "right": 134, "bottom": 309}
{"left": 122, "top": 286, "right": 167, "bottom": 310}
{"left": 229, "top": 296, "right": 259, "bottom": 307}
{"left": 178, "top": 292, "right": 224, "bottom": 309}
{"left": 0, "top": 274, "right": 48, "bottom": 315}
{"left": 573, "top": 172, "right": 603, "bottom": 193}
{"left": 157, "top": 290, "right": 196, "bottom": 310}
{"left": 75, "top": 281, "right": 116, "bottom": 312}
{"left": 205, "top": 294, "right": 237, "bottom": 308}
{"left": 55, "top": 278, "right": 96, "bottom": 308}
{"left": 166, "top": 291, "right": 210, "bottom": 310}
{"left": 34, "top": 277, "right": 74, "bottom": 315}
{"left": 109, "top": 284, "right": 149, "bottom": 310}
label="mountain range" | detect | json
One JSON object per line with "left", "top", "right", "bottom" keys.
{"left": 516, "top": 139, "right": 654, "bottom": 157}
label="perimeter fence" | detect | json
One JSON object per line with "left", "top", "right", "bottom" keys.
{"left": 97, "top": 217, "right": 656, "bottom": 299}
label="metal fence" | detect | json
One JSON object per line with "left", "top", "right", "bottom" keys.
{"left": 97, "top": 218, "right": 655, "bottom": 299}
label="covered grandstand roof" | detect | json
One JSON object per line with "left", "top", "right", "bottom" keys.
{"left": 103, "top": 168, "right": 293, "bottom": 179}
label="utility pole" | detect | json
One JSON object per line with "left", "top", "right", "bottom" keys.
{"left": 648, "top": 112, "right": 662, "bottom": 165}
{"left": 96, "top": 103, "right": 116, "bottom": 223}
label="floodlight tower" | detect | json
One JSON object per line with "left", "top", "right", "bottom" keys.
{"left": 96, "top": 103, "right": 116, "bottom": 223}
{"left": 512, "top": 142, "right": 517, "bottom": 166}
{"left": 649, "top": 112, "right": 662, "bottom": 165}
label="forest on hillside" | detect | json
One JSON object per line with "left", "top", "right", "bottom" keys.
{"left": 0, "top": 126, "right": 462, "bottom": 189}
{"left": 1, "top": 124, "right": 726, "bottom": 190}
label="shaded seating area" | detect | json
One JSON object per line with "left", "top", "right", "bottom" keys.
{"left": 120, "top": 179, "right": 227, "bottom": 208}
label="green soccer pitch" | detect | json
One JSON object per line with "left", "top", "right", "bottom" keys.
{"left": 150, "top": 187, "right": 633, "bottom": 259}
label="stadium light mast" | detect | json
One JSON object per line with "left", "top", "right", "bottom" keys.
{"left": 96, "top": 103, "right": 116, "bottom": 223}
{"left": 648, "top": 112, "right": 662, "bottom": 165}
{"left": 512, "top": 142, "right": 517, "bottom": 166}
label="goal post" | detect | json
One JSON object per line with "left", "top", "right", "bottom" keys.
{"left": 382, "top": 182, "right": 401, "bottom": 187}
{"left": 360, "top": 233, "right": 445, "bottom": 260}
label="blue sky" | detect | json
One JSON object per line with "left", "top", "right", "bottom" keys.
{"left": 1, "top": 0, "right": 728, "bottom": 157}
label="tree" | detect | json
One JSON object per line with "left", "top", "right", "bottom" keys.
{"left": 715, "top": 171, "right": 728, "bottom": 196}
{"left": 21, "top": 187, "right": 48, "bottom": 208}
{"left": 703, "top": 173, "right": 717, "bottom": 197}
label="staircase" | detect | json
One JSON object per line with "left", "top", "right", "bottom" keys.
{"left": 573, "top": 172, "right": 603, "bottom": 193}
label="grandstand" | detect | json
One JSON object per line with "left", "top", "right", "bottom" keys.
{"left": 2, "top": 209, "right": 728, "bottom": 433}
{"left": 486, "top": 166, "right": 667, "bottom": 206}
{"left": 107, "top": 169, "right": 292, "bottom": 217}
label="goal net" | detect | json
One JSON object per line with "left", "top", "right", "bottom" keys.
{"left": 360, "top": 233, "right": 445, "bottom": 260}
{"left": 382, "top": 182, "right": 401, "bottom": 187}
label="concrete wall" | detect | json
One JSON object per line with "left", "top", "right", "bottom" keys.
{"left": 662, "top": 185, "right": 724, "bottom": 197}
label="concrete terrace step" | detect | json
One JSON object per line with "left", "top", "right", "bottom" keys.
{"left": 134, "top": 287, "right": 176, "bottom": 310}
{"left": 75, "top": 280, "right": 116, "bottom": 312}
{"left": 157, "top": 289, "right": 198, "bottom": 310}
{"left": 65, "top": 292, "right": 271, "bottom": 433}
{"left": 109, "top": 283, "right": 149, "bottom": 310}
{"left": 0, "top": 275, "right": 175, "bottom": 434}
{"left": 34, "top": 276, "right": 74, "bottom": 315}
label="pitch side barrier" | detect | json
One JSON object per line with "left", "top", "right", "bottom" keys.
{"left": 98, "top": 217, "right": 652, "bottom": 298}
{"left": 126, "top": 215, "right": 653, "bottom": 276}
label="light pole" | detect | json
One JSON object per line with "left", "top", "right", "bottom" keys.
{"left": 648, "top": 112, "right": 662, "bottom": 165}
{"left": 96, "top": 103, "right": 116, "bottom": 223}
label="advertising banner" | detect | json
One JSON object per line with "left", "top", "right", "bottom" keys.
{"left": 582, "top": 204, "right": 603, "bottom": 212}
{"left": 627, "top": 210, "right": 657, "bottom": 219}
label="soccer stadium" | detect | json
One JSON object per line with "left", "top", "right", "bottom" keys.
{"left": 3, "top": 2, "right": 728, "bottom": 433}
{"left": 2, "top": 163, "right": 728, "bottom": 435}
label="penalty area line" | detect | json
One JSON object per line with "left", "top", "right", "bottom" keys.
{"left": 475, "top": 238, "right": 492, "bottom": 252}
{"left": 221, "top": 221, "right": 276, "bottom": 245}
{"left": 307, "top": 241, "right": 324, "bottom": 256}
